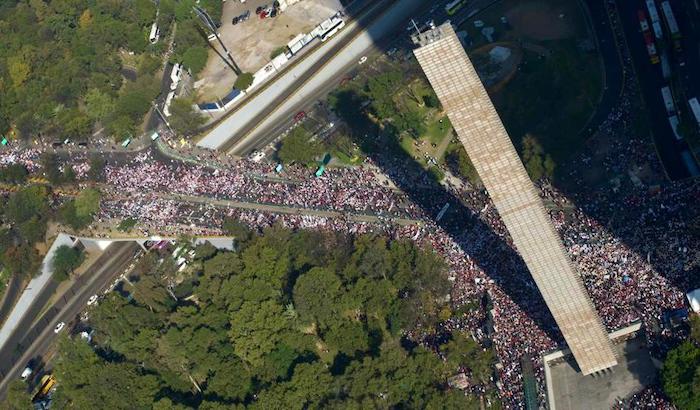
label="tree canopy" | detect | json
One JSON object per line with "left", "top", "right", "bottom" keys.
{"left": 52, "top": 245, "right": 85, "bottom": 282}
{"left": 46, "top": 227, "right": 494, "bottom": 408}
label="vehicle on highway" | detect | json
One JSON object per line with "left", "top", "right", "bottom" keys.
{"left": 661, "top": 86, "right": 676, "bottom": 115}
{"left": 688, "top": 97, "right": 700, "bottom": 128}
{"left": 21, "top": 366, "right": 32, "bottom": 380}
{"left": 87, "top": 294, "right": 99, "bottom": 306}
{"left": 294, "top": 111, "right": 306, "bottom": 122}
{"left": 638, "top": 10, "right": 660, "bottom": 64}
{"left": 445, "top": 0, "right": 467, "bottom": 16}
{"left": 358, "top": 56, "right": 368, "bottom": 65}
{"left": 54, "top": 322, "right": 65, "bottom": 334}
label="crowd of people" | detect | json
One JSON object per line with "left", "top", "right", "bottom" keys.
{"left": 1, "top": 125, "right": 697, "bottom": 407}
{"left": 1, "top": 16, "right": 698, "bottom": 403}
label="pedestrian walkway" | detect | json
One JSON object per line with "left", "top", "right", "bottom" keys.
{"left": 0, "top": 234, "right": 76, "bottom": 351}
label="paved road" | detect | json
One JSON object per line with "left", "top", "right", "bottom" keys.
{"left": 0, "top": 275, "right": 23, "bottom": 328}
{"left": 0, "top": 242, "right": 140, "bottom": 396}
{"left": 616, "top": 0, "right": 698, "bottom": 179}
{"left": 577, "top": 0, "right": 624, "bottom": 138}
{"left": 157, "top": 192, "right": 422, "bottom": 226}
{"left": 198, "top": 0, "right": 437, "bottom": 152}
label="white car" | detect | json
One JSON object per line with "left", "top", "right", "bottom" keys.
{"left": 87, "top": 295, "right": 98, "bottom": 306}
{"left": 54, "top": 322, "right": 65, "bottom": 334}
{"left": 20, "top": 367, "right": 32, "bottom": 380}
{"left": 358, "top": 56, "right": 368, "bottom": 65}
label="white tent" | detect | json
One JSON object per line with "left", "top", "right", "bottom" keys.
{"left": 687, "top": 289, "right": 700, "bottom": 313}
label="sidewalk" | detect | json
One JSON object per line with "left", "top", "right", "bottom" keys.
{"left": 0, "top": 234, "right": 75, "bottom": 351}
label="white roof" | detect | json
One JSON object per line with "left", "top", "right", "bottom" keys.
{"left": 687, "top": 289, "right": 700, "bottom": 313}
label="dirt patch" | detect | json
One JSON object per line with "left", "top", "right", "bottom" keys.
{"left": 505, "top": 0, "right": 575, "bottom": 41}
{"left": 196, "top": 0, "right": 343, "bottom": 102}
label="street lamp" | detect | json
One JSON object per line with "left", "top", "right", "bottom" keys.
{"left": 193, "top": 5, "right": 241, "bottom": 75}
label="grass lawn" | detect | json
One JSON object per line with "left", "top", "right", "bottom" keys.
{"left": 0, "top": 268, "right": 9, "bottom": 300}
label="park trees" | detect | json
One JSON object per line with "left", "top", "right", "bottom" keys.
{"left": 51, "top": 245, "right": 84, "bottom": 282}
{"left": 44, "top": 228, "right": 486, "bottom": 408}
{"left": 169, "top": 98, "right": 206, "bottom": 136}
{"left": 521, "top": 134, "right": 556, "bottom": 181}
{"left": 277, "top": 127, "right": 322, "bottom": 165}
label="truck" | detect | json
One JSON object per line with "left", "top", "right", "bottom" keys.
{"left": 638, "top": 10, "right": 660, "bottom": 64}
{"left": 688, "top": 97, "right": 700, "bottom": 128}
{"left": 33, "top": 374, "right": 56, "bottom": 400}
{"left": 668, "top": 115, "right": 683, "bottom": 140}
{"left": 660, "top": 1, "right": 682, "bottom": 51}
{"left": 645, "top": 0, "right": 664, "bottom": 40}
{"left": 445, "top": 0, "right": 467, "bottom": 16}
{"left": 661, "top": 86, "right": 675, "bottom": 115}
{"left": 660, "top": 51, "right": 671, "bottom": 78}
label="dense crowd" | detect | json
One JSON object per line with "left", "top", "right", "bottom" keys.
{"left": 1, "top": 20, "right": 698, "bottom": 403}
{"left": 1, "top": 124, "right": 697, "bottom": 407}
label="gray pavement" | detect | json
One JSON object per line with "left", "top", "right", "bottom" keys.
{"left": 197, "top": 0, "right": 431, "bottom": 152}
{"left": 548, "top": 334, "right": 657, "bottom": 410}
{"left": 0, "top": 242, "right": 140, "bottom": 395}
{"left": 0, "top": 234, "right": 76, "bottom": 351}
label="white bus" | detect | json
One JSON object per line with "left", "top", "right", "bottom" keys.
{"left": 645, "top": 0, "right": 664, "bottom": 39}
{"left": 319, "top": 19, "right": 345, "bottom": 42}
{"left": 668, "top": 115, "right": 683, "bottom": 140}
{"left": 446, "top": 0, "right": 467, "bottom": 15}
{"left": 688, "top": 97, "right": 700, "bottom": 128}
{"left": 149, "top": 23, "right": 160, "bottom": 44}
{"left": 661, "top": 86, "right": 675, "bottom": 115}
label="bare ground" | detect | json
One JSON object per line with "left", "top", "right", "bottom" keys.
{"left": 196, "top": 0, "right": 343, "bottom": 102}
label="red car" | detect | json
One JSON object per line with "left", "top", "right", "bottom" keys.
{"left": 294, "top": 111, "right": 306, "bottom": 122}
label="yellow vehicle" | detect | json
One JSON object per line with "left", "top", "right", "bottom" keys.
{"left": 33, "top": 374, "right": 56, "bottom": 400}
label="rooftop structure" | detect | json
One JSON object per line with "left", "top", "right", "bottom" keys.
{"left": 412, "top": 23, "right": 617, "bottom": 375}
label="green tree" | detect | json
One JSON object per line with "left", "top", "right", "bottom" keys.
{"left": 521, "top": 134, "right": 555, "bottom": 181}
{"left": 293, "top": 267, "right": 345, "bottom": 329}
{"left": 84, "top": 88, "right": 115, "bottom": 122}
{"left": 74, "top": 188, "right": 101, "bottom": 219}
{"left": 182, "top": 46, "right": 209, "bottom": 75}
{"left": 234, "top": 72, "right": 254, "bottom": 90}
{"left": 6, "top": 185, "right": 49, "bottom": 242}
{"left": 169, "top": 98, "right": 206, "bottom": 136}
{"left": 0, "top": 164, "right": 28, "bottom": 184}
{"left": 52, "top": 245, "right": 84, "bottom": 282}
{"left": 446, "top": 144, "right": 480, "bottom": 185}
{"left": 3, "top": 379, "right": 33, "bottom": 410}
{"left": 278, "top": 127, "right": 322, "bottom": 165}
{"left": 662, "top": 341, "right": 700, "bottom": 409}
{"left": 441, "top": 332, "right": 495, "bottom": 384}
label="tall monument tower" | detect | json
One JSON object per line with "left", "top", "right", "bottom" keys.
{"left": 412, "top": 23, "right": 617, "bottom": 375}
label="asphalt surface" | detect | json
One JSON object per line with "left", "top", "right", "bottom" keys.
{"left": 579, "top": 0, "right": 624, "bottom": 138}
{"left": 229, "top": 0, "right": 498, "bottom": 156}
{"left": 0, "top": 241, "right": 140, "bottom": 396}
{"left": 616, "top": 0, "right": 699, "bottom": 180}
{"left": 0, "top": 275, "right": 23, "bottom": 328}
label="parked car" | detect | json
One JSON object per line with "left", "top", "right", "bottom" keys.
{"left": 358, "top": 56, "right": 368, "bottom": 65}
{"left": 232, "top": 16, "right": 240, "bottom": 25}
{"left": 87, "top": 294, "right": 98, "bottom": 306}
{"left": 241, "top": 10, "right": 251, "bottom": 21}
{"left": 294, "top": 111, "right": 306, "bottom": 122}
{"left": 54, "top": 322, "right": 65, "bottom": 334}
{"left": 256, "top": 5, "right": 266, "bottom": 14}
